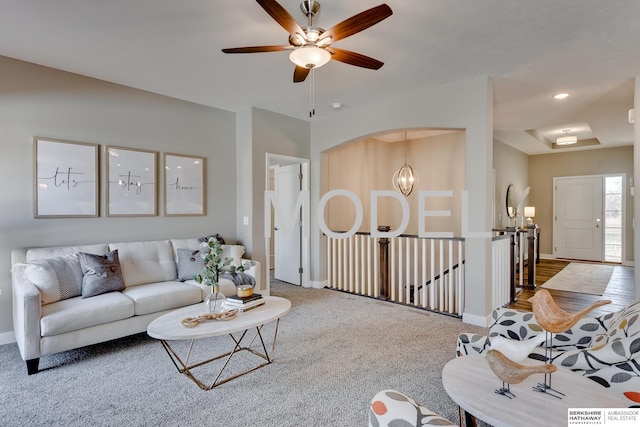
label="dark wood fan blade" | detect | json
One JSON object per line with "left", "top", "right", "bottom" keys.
{"left": 222, "top": 45, "right": 291, "bottom": 53}
{"left": 320, "top": 4, "right": 392, "bottom": 43}
{"left": 293, "top": 66, "right": 310, "bottom": 83}
{"left": 328, "top": 47, "right": 384, "bottom": 70}
{"left": 256, "top": 0, "right": 304, "bottom": 36}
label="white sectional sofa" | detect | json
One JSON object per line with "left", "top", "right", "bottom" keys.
{"left": 10, "top": 237, "right": 260, "bottom": 374}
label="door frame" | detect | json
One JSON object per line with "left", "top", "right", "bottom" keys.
{"left": 265, "top": 153, "right": 310, "bottom": 288}
{"left": 552, "top": 173, "right": 626, "bottom": 262}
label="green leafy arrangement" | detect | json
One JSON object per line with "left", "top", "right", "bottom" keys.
{"left": 194, "top": 238, "right": 255, "bottom": 287}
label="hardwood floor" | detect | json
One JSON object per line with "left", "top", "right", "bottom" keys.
{"left": 509, "top": 259, "right": 636, "bottom": 317}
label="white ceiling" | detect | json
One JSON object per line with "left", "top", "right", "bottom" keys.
{"left": 1, "top": 0, "right": 639, "bottom": 155}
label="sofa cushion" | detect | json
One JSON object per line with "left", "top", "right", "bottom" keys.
{"left": 176, "top": 248, "right": 205, "bottom": 281}
{"left": 25, "top": 244, "right": 109, "bottom": 261}
{"left": 40, "top": 292, "right": 134, "bottom": 336}
{"left": 170, "top": 238, "right": 201, "bottom": 255}
{"left": 79, "top": 250, "right": 125, "bottom": 298}
{"left": 122, "top": 281, "right": 202, "bottom": 315}
{"left": 109, "top": 240, "right": 177, "bottom": 287}
{"left": 13, "top": 254, "right": 83, "bottom": 305}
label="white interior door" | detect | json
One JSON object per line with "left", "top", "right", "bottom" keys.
{"left": 274, "top": 164, "right": 302, "bottom": 285}
{"left": 554, "top": 176, "right": 603, "bottom": 261}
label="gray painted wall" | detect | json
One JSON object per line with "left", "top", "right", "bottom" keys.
{"left": 0, "top": 56, "right": 238, "bottom": 337}
{"left": 247, "top": 108, "right": 310, "bottom": 282}
{"left": 494, "top": 140, "right": 530, "bottom": 229}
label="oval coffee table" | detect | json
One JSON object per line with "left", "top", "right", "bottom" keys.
{"left": 442, "top": 354, "right": 626, "bottom": 427}
{"left": 147, "top": 296, "right": 291, "bottom": 390}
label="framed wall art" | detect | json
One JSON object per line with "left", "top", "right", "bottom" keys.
{"left": 106, "top": 146, "right": 158, "bottom": 216}
{"left": 34, "top": 137, "right": 99, "bottom": 218}
{"left": 163, "top": 153, "right": 206, "bottom": 216}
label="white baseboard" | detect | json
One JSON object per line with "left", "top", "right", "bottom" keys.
{"left": 462, "top": 312, "right": 492, "bottom": 327}
{"left": 542, "top": 253, "right": 634, "bottom": 267}
{"left": 309, "top": 280, "right": 327, "bottom": 289}
{"left": 0, "top": 330, "right": 16, "bottom": 345}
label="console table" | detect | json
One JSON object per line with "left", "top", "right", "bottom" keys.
{"left": 442, "top": 355, "right": 625, "bottom": 427}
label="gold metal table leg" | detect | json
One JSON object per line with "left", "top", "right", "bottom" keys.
{"left": 158, "top": 319, "right": 282, "bottom": 390}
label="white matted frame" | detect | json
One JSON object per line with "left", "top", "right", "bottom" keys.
{"left": 106, "top": 146, "right": 158, "bottom": 216}
{"left": 34, "top": 137, "right": 99, "bottom": 218}
{"left": 163, "top": 152, "right": 206, "bottom": 216}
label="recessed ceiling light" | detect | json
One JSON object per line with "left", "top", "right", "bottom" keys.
{"left": 553, "top": 93, "right": 569, "bottom": 100}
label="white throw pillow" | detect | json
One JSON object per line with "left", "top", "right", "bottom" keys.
{"left": 221, "top": 245, "right": 245, "bottom": 266}
{"left": 13, "top": 254, "right": 83, "bottom": 305}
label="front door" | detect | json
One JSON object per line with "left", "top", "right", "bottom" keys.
{"left": 553, "top": 176, "right": 603, "bottom": 261}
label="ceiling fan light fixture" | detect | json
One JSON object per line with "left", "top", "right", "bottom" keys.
{"left": 316, "top": 36, "right": 332, "bottom": 47}
{"left": 289, "top": 46, "right": 331, "bottom": 69}
{"left": 291, "top": 33, "right": 306, "bottom": 45}
{"left": 305, "top": 28, "right": 321, "bottom": 42}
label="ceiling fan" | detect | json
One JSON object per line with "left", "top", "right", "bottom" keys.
{"left": 222, "top": 0, "right": 393, "bottom": 83}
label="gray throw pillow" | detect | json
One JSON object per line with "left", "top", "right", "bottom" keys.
{"left": 198, "top": 234, "right": 225, "bottom": 244}
{"left": 176, "top": 248, "right": 205, "bottom": 281}
{"left": 79, "top": 250, "right": 125, "bottom": 298}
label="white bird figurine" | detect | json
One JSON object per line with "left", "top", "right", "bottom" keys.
{"left": 487, "top": 332, "right": 547, "bottom": 362}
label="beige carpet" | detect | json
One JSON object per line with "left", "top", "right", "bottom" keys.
{"left": 540, "top": 262, "right": 614, "bottom": 295}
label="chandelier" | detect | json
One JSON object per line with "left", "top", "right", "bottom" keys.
{"left": 392, "top": 132, "right": 419, "bottom": 196}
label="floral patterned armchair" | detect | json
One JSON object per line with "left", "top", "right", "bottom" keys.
{"left": 369, "top": 390, "right": 457, "bottom": 427}
{"left": 456, "top": 300, "right": 640, "bottom": 407}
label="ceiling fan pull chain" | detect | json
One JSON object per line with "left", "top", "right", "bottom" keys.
{"left": 309, "top": 66, "right": 316, "bottom": 117}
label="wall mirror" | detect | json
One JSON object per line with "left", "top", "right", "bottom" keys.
{"left": 506, "top": 184, "right": 517, "bottom": 219}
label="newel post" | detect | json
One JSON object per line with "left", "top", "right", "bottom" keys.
{"left": 526, "top": 224, "right": 537, "bottom": 289}
{"left": 378, "top": 225, "right": 391, "bottom": 300}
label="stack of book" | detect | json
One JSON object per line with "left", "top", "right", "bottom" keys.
{"left": 224, "top": 293, "right": 265, "bottom": 311}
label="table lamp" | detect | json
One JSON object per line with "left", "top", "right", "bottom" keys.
{"left": 524, "top": 206, "right": 535, "bottom": 224}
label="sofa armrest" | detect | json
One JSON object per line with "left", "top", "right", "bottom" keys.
{"left": 242, "top": 259, "right": 261, "bottom": 291}
{"left": 11, "top": 270, "right": 42, "bottom": 361}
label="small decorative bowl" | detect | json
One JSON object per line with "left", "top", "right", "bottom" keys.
{"left": 237, "top": 285, "right": 253, "bottom": 298}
